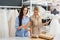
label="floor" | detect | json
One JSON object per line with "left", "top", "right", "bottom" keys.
{"left": 0, "top": 37, "right": 49, "bottom": 40}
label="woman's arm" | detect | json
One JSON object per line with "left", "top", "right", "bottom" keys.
{"left": 23, "top": 22, "right": 30, "bottom": 31}
{"left": 40, "top": 19, "right": 43, "bottom": 28}
{"left": 15, "top": 17, "right": 23, "bottom": 30}
{"left": 17, "top": 26, "right": 22, "bottom": 30}
{"left": 23, "top": 17, "right": 31, "bottom": 31}
{"left": 39, "top": 19, "right": 43, "bottom": 34}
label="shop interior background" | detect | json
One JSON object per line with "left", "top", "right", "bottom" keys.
{"left": 0, "top": 0, "right": 60, "bottom": 40}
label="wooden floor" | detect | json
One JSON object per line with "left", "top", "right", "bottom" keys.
{"left": 30, "top": 38, "right": 46, "bottom": 40}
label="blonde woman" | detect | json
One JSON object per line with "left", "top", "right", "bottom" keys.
{"left": 30, "top": 6, "right": 53, "bottom": 40}
{"left": 30, "top": 6, "right": 42, "bottom": 37}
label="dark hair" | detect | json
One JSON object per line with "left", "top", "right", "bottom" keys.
{"left": 19, "top": 5, "right": 28, "bottom": 26}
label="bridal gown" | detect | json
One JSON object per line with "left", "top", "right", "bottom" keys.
{"left": 49, "top": 14, "right": 60, "bottom": 40}
{"left": 7, "top": 9, "right": 19, "bottom": 37}
{"left": 0, "top": 9, "right": 9, "bottom": 38}
{"left": 0, "top": 9, "right": 19, "bottom": 37}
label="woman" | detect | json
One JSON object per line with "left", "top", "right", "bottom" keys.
{"left": 30, "top": 6, "right": 42, "bottom": 37}
{"left": 30, "top": 7, "right": 53, "bottom": 40}
{"left": 15, "top": 6, "right": 30, "bottom": 37}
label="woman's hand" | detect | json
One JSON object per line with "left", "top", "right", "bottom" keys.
{"left": 17, "top": 26, "right": 22, "bottom": 30}
{"left": 23, "top": 25, "right": 30, "bottom": 31}
{"left": 23, "top": 22, "right": 30, "bottom": 31}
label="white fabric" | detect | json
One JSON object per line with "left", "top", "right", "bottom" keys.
{"left": 53, "top": 34, "right": 60, "bottom": 40}
{"left": 0, "top": 9, "right": 9, "bottom": 38}
{"left": 0, "top": 9, "right": 19, "bottom": 37}
{"left": 8, "top": 9, "right": 19, "bottom": 37}
{"left": 49, "top": 14, "right": 60, "bottom": 36}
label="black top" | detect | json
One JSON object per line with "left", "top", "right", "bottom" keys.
{"left": 51, "top": 9, "right": 59, "bottom": 15}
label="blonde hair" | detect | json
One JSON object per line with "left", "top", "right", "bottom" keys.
{"left": 33, "top": 6, "right": 39, "bottom": 11}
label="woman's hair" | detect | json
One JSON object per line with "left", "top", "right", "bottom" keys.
{"left": 33, "top": 6, "right": 39, "bottom": 11}
{"left": 19, "top": 5, "right": 28, "bottom": 26}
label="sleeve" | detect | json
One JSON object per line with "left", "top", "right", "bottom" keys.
{"left": 15, "top": 17, "right": 19, "bottom": 29}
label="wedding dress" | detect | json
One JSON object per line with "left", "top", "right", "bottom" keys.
{"left": 0, "top": 9, "right": 9, "bottom": 38}
{"left": 8, "top": 9, "right": 19, "bottom": 37}
{"left": 49, "top": 14, "right": 60, "bottom": 40}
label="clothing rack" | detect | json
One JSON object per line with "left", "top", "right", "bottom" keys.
{"left": 0, "top": 6, "right": 30, "bottom": 9}
{"left": 0, "top": 6, "right": 22, "bottom": 8}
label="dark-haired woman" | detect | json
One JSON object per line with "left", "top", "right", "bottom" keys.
{"left": 15, "top": 6, "right": 30, "bottom": 37}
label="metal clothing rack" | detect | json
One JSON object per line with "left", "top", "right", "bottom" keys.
{"left": 0, "top": 6, "right": 22, "bottom": 8}
{"left": 0, "top": 6, "right": 30, "bottom": 9}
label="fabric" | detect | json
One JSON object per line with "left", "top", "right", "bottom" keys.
{"left": 8, "top": 9, "right": 19, "bottom": 37}
{"left": 0, "top": 9, "right": 9, "bottom": 38}
{"left": 49, "top": 14, "right": 60, "bottom": 36}
{"left": 15, "top": 16, "right": 30, "bottom": 37}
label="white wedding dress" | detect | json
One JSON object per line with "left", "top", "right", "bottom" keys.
{"left": 49, "top": 14, "right": 60, "bottom": 40}
{"left": 0, "top": 9, "right": 19, "bottom": 37}
{"left": 7, "top": 9, "right": 19, "bottom": 37}
{"left": 0, "top": 9, "right": 9, "bottom": 38}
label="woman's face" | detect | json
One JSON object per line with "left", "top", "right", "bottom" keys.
{"left": 34, "top": 10, "right": 38, "bottom": 15}
{"left": 23, "top": 8, "right": 28, "bottom": 16}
